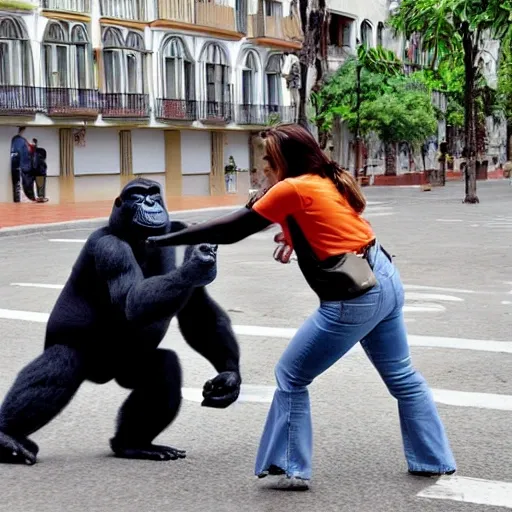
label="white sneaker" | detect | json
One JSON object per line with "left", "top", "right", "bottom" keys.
{"left": 264, "top": 474, "right": 310, "bottom": 491}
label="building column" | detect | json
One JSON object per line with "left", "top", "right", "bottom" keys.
{"left": 164, "top": 130, "right": 182, "bottom": 198}
{"left": 119, "top": 129, "right": 133, "bottom": 187}
{"left": 210, "top": 131, "right": 226, "bottom": 196}
{"left": 59, "top": 128, "right": 75, "bottom": 203}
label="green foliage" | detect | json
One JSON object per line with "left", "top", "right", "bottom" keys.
{"left": 496, "top": 30, "right": 512, "bottom": 123}
{"left": 312, "top": 55, "right": 438, "bottom": 147}
{"left": 0, "top": 0, "right": 36, "bottom": 10}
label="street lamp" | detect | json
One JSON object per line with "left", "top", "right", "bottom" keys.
{"left": 389, "top": 1, "right": 400, "bottom": 14}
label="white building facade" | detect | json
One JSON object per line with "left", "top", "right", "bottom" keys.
{"left": 0, "top": 0, "right": 302, "bottom": 203}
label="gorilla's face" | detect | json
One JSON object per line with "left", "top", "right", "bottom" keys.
{"left": 110, "top": 179, "right": 171, "bottom": 240}
{"left": 125, "top": 189, "right": 169, "bottom": 230}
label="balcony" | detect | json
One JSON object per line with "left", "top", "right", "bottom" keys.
{"left": 236, "top": 104, "right": 296, "bottom": 125}
{"left": 100, "top": 0, "right": 147, "bottom": 22}
{"left": 45, "top": 88, "right": 100, "bottom": 117}
{"left": 155, "top": 0, "right": 240, "bottom": 36}
{"left": 198, "top": 101, "right": 232, "bottom": 123}
{"left": 248, "top": 1, "right": 303, "bottom": 49}
{"left": 42, "top": 0, "right": 91, "bottom": 13}
{"left": 157, "top": 0, "right": 194, "bottom": 23}
{"left": 155, "top": 99, "right": 197, "bottom": 121}
{"left": 0, "top": 86, "right": 45, "bottom": 116}
{"left": 196, "top": 0, "right": 236, "bottom": 32}
{"left": 100, "top": 93, "right": 150, "bottom": 119}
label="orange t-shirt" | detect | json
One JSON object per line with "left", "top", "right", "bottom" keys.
{"left": 252, "top": 174, "right": 375, "bottom": 261}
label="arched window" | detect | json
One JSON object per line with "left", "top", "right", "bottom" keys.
{"left": 0, "top": 16, "right": 33, "bottom": 86}
{"left": 377, "top": 22, "right": 384, "bottom": 47}
{"left": 100, "top": 0, "right": 145, "bottom": 22}
{"left": 161, "top": 36, "right": 193, "bottom": 100}
{"left": 43, "top": 20, "right": 92, "bottom": 89}
{"left": 102, "top": 27, "right": 146, "bottom": 94}
{"left": 360, "top": 19, "right": 373, "bottom": 48}
{"left": 241, "top": 49, "right": 258, "bottom": 105}
{"left": 200, "top": 42, "right": 230, "bottom": 105}
{"left": 265, "top": 53, "right": 282, "bottom": 106}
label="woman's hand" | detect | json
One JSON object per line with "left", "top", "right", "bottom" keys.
{"left": 273, "top": 232, "right": 294, "bottom": 264}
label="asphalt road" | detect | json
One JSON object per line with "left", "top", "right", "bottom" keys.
{"left": 0, "top": 180, "right": 511, "bottom": 512}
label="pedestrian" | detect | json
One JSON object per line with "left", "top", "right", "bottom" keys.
{"left": 145, "top": 123, "right": 457, "bottom": 490}
{"left": 31, "top": 138, "right": 49, "bottom": 203}
{"left": 10, "top": 126, "right": 36, "bottom": 202}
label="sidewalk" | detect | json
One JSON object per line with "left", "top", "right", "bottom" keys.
{"left": 0, "top": 194, "right": 247, "bottom": 230}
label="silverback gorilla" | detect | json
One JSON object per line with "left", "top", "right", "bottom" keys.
{"left": 0, "top": 178, "right": 241, "bottom": 465}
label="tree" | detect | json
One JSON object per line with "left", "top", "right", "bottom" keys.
{"left": 312, "top": 48, "right": 437, "bottom": 175}
{"left": 496, "top": 29, "right": 512, "bottom": 159}
{"left": 296, "top": 0, "right": 329, "bottom": 128}
{"left": 389, "top": 0, "right": 512, "bottom": 204}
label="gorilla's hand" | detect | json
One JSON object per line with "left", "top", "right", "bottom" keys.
{"left": 182, "top": 244, "right": 218, "bottom": 287}
{"left": 201, "top": 371, "right": 241, "bottom": 409}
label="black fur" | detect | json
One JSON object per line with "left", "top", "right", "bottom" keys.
{"left": 0, "top": 178, "right": 241, "bottom": 465}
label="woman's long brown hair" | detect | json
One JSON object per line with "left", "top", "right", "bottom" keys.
{"left": 261, "top": 123, "right": 366, "bottom": 214}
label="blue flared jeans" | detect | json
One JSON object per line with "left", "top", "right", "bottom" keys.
{"left": 255, "top": 242, "right": 456, "bottom": 480}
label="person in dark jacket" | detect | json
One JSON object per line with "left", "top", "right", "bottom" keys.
{"left": 10, "top": 127, "right": 35, "bottom": 202}
{"left": 31, "top": 139, "right": 49, "bottom": 203}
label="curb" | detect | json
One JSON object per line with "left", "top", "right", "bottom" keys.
{"left": 0, "top": 205, "right": 242, "bottom": 238}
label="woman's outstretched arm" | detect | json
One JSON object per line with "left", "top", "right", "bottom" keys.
{"left": 146, "top": 207, "right": 273, "bottom": 247}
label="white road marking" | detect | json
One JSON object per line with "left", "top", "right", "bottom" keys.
{"left": 403, "top": 284, "right": 477, "bottom": 294}
{"left": 405, "top": 292, "right": 464, "bottom": 303}
{"left": 48, "top": 238, "right": 87, "bottom": 243}
{"left": 502, "top": 301, "right": 512, "bottom": 305}
{"left": 182, "top": 384, "right": 275, "bottom": 404}
{"left": 431, "top": 389, "right": 512, "bottom": 411}
{"left": 436, "top": 219, "right": 463, "bottom": 222}
{"left": 417, "top": 475, "right": 512, "bottom": 509}
{"left": 11, "top": 283, "right": 64, "bottom": 290}
{"left": 1, "top": 308, "right": 511, "bottom": 353}
{"left": 183, "top": 385, "right": 512, "bottom": 411}
{"left": 403, "top": 304, "right": 446, "bottom": 313}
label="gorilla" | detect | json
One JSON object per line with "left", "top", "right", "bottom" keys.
{"left": 0, "top": 178, "right": 241, "bottom": 465}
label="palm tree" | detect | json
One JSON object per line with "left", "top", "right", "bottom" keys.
{"left": 390, "top": 0, "right": 511, "bottom": 203}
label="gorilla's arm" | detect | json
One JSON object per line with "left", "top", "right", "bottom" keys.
{"left": 94, "top": 235, "right": 212, "bottom": 324}
{"left": 177, "top": 286, "right": 241, "bottom": 409}
{"left": 147, "top": 207, "right": 272, "bottom": 247}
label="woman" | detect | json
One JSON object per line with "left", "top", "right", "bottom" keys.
{"left": 147, "top": 124, "right": 456, "bottom": 490}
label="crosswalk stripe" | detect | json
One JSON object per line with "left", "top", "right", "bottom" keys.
{"left": 431, "top": 389, "right": 512, "bottom": 411}
{"left": 417, "top": 475, "right": 512, "bottom": 509}
{"left": 1, "top": 308, "right": 511, "bottom": 353}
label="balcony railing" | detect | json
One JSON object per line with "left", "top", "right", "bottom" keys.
{"left": 42, "top": 0, "right": 91, "bottom": 12}
{"left": 195, "top": 0, "right": 236, "bottom": 31}
{"left": 0, "top": 86, "right": 45, "bottom": 115}
{"left": 236, "top": 104, "right": 296, "bottom": 125}
{"left": 198, "top": 101, "right": 232, "bottom": 123}
{"left": 100, "top": 0, "right": 147, "bottom": 21}
{"left": 248, "top": 3, "right": 303, "bottom": 43}
{"left": 155, "top": 99, "right": 197, "bottom": 121}
{"left": 45, "top": 88, "right": 100, "bottom": 117}
{"left": 100, "top": 93, "right": 150, "bottom": 118}
{"left": 157, "top": 0, "right": 194, "bottom": 23}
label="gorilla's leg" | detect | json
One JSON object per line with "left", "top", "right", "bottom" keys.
{"left": 111, "top": 349, "right": 185, "bottom": 461}
{"left": 0, "top": 345, "right": 86, "bottom": 465}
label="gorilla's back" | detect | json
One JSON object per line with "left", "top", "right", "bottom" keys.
{"left": 45, "top": 227, "right": 124, "bottom": 349}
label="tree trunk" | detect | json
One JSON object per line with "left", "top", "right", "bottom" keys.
{"left": 384, "top": 143, "right": 397, "bottom": 175}
{"left": 462, "top": 27, "right": 479, "bottom": 204}
{"left": 297, "top": 0, "right": 328, "bottom": 130}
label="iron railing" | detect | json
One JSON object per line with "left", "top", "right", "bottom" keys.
{"left": 42, "top": 0, "right": 91, "bottom": 12}
{"left": 155, "top": 98, "right": 197, "bottom": 121}
{"left": 236, "top": 104, "right": 296, "bottom": 125}
{"left": 198, "top": 101, "right": 232, "bottom": 123}
{"left": 0, "top": 86, "right": 45, "bottom": 115}
{"left": 45, "top": 88, "right": 100, "bottom": 116}
{"left": 100, "top": 93, "right": 150, "bottom": 118}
